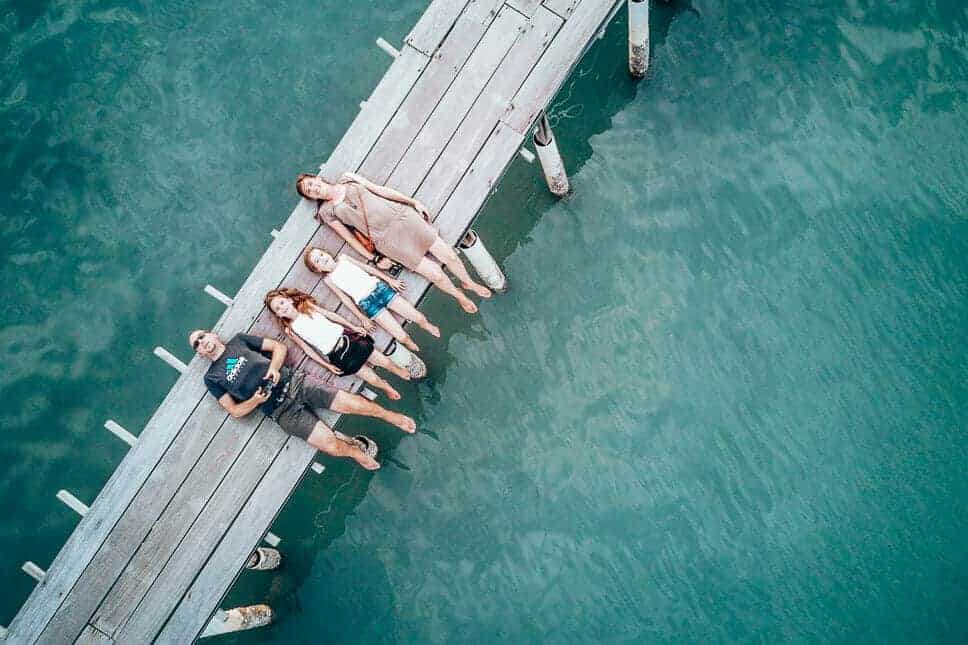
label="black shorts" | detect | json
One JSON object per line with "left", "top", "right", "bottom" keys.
{"left": 328, "top": 331, "right": 374, "bottom": 375}
{"left": 270, "top": 371, "right": 339, "bottom": 440}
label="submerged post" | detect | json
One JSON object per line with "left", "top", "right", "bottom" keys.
{"left": 21, "top": 562, "right": 45, "bottom": 583}
{"left": 384, "top": 340, "right": 428, "bottom": 379}
{"left": 154, "top": 346, "right": 188, "bottom": 373}
{"left": 104, "top": 419, "right": 138, "bottom": 447}
{"left": 56, "top": 490, "right": 89, "bottom": 517}
{"left": 459, "top": 230, "right": 507, "bottom": 292}
{"left": 533, "top": 112, "right": 569, "bottom": 196}
{"left": 628, "top": 0, "right": 650, "bottom": 77}
{"left": 200, "top": 606, "right": 273, "bottom": 639}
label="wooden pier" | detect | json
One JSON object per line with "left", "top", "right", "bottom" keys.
{"left": 5, "top": 0, "right": 639, "bottom": 641}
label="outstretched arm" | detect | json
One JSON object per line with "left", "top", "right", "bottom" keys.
{"left": 311, "top": 303, "right": 364, "bottom": 332}
{"left": 342, "top": 172, "right": 419, "bottom": 208}
{"left": 345, "top": 255, "right": 407, "bottom": 293}
{"left": 324, "top": 277, "right": 375, "bottom": 332}
{"left": 218, "top": 391, "right": 269, "bottom": 419}
{"left": 284, "top": 328, "right": 342, "bottom": 375}
{"left": 326, "top": 219, "right": 377, "bottom": 262}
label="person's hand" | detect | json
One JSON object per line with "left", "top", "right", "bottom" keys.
{"left": 390, "top": 278, "right": 407, "bottom": 292}
{"left": 251, "top": 388, "right": 271, "bottom": 404}
{"left": 376, "top": 257, "right": 395, "bottom": 270}
{"left": 353, "top": 325, "right": 368, "bottom": 335}
{"left": 264, "top": 366, "right": 281, "bottom": 384}
{"left": 413, "top": 200, "right": 432, "bottom": 220}
{"left": 360, "top": 318, "right": 376, "bottom": 334}
{"left": 326, "top": 364, "right": 344, "bottom": 376}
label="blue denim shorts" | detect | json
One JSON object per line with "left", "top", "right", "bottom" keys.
{"left": 359, "top": 280, "right": 397, "bottom": 318}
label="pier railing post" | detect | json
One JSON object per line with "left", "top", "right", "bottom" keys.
{"left": 533, "top": 112, "right": 569, "bottom": 197}
{"left": 459, "top": 230, "right": 507, "bottom": 292}
{"left": 628, "top": 0, "right": 650, "bottom": 78}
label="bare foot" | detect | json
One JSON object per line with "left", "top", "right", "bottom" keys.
{"left": 425, "top": 323, "right": 441, "bottom": 337}
{"left": 357, "top": 456, "right": 380, "bottom": 470}
{"left": 465, "top": 282, "right": 492, "bottom": 298}
{"left": 385, "top": 387, "right": 402, "bottom": 401}
{"left": 390, "top": 413, "right": 416, "bottom": 434}
{"left": 459, "top": 297, "right": 478, "bottom": 314}
{"left": 404, "top": 338, "right": 420, "bottom": 352}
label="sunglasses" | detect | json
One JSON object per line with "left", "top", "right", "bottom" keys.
{"left": 192, "top": 331, "right": 210, "bottom": 351}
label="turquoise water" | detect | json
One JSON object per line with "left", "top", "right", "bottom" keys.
{"left": 2, "top": 0, "right": 967, "bottom": 642}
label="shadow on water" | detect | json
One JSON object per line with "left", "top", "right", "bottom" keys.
{"left": 212, "top": 9, "right": 694, "bottom": 641}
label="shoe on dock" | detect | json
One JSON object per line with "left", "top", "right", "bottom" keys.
{"left": 245, "top": 547, "right": 281, "bottom": 571}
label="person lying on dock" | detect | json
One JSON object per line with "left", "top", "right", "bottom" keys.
{"left": 303, "top": 247, "right": 440, "bottom": 352}
{"left": 295, "top": 171, "right": 491, "bottom": 314}
{"left": 264, "top": 287, "right": 410, "bottom": 400}
{"left": 189, "top": 330, "right": 417, "bottom": 470}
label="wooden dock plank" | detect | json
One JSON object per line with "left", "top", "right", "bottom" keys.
{"left": 404, "top": 0, "right": 471, "bottom": 56}
{"left": 542, "top": 0, "right": 581, "bottom": 19}
{"left": 88, "top": 415, "right": 266, "bottom": 636}
{"left": 36, "top": 403, "right": 243, "bottom": 643}
{"left": 114, "top": 422, "right": 289, "bottom": 642}
{"left": 319, "top": 45, "right": 428, "bottom": 182}
{"left": 359, "top": 0, "right": 506, "bottom": 185}
{"left": 506, "top": 0, "right": 544, "bottom": 17}
{"left": 416, "top": 5, "right": 563, "bottom": 212}
{"left": 156, "top": 438, "right": 315, "bottom": 643}
{"left": 388, "top": 5, "right": 528, "bottom": 194}
{"left": 504, "top": 0, "right": 620, "bottom": 134}
{"left": 436, "top": 120, "right": 526, "bottom": 244}
{"left": 76, "top": 625, "right": 113, "bottom": 644}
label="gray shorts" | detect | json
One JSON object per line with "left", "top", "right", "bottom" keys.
{"left": 270, "top": 371, "right": 339, "bottom": 440}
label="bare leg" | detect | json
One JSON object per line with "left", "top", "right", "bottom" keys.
{"left": 367, "top": 349, "right": 411, "bottom": 381}
{"left": 389, "top": 296, "right": 440, "bottom": 337}
{"left": 373, "top": 309, "right": 419, "bottom": 352}
{"left": 429, "top": 237, "right": 491, "bottom": 298}
{"left": 356, "top": 364, "right": 401, "bottom": 400}
{"left": 331, "top": 390, "right": 416, "bottom": 434}
{"left": 306, "top": 421, "right": 379, "bottom": 470}
{"left": 414, "top": 257, "right": 478, "bottom": 314}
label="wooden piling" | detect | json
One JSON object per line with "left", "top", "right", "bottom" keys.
{"left": 628, "top": 0, "right": 650, "bottom": 77}
{"left": 533, "top": 112, "right": 570, "bottom": 196}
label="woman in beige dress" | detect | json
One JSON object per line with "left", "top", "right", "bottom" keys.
{"left": 296, "top": 171, "right": 491, "bottom": 313}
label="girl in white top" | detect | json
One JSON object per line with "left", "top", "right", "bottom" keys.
{"left": 265, "top": 287, "right": 410, "bottom": 401}
{"left": 303, "top": 247, "right": 440, "bottom": 353}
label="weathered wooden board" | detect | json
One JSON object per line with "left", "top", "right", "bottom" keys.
{"left": 359, "top": 0, "right": 506, "bottom": 185}
{"left": 75, "top": 624, "right": 113, "bottom": 645}
{"left": 319, "top": 45, "right": 429, "bottom": 182}
{"left": 416, "top": 5, "right": 563, "bottom": 212}
{"left": 113, "top": 422, "right": 289, "bottom": 641}
{"left": 156, "top": 437, "right": 315, "bottom": 643}
{"left": 389, "top": 5, "right": 528, "bottom": 194}
{"left": 505, "top": 0, "right": 620, "bottom": 133}
{"left": 37, "top": 402, "right": 244, "bottom": 644}
{"left": 542, "top": 0, "right": 582, "bottom": 19}
{"left": 506, "top": 0, "right": 543, "bottom": 17}
{"left": 405, "top": 0, "right": 471, "bottom": 56}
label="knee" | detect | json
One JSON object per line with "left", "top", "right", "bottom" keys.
{"left": 330, "top": 390, "right": 363, "bottom": 414}
{"left": 308, "top": 423, "right": 339, "bottom": 453}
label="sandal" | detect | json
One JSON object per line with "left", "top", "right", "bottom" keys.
{"left": 245, "top": 546, "right": 282, "bottom": 571}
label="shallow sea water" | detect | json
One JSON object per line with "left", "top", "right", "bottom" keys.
{"left": 1, "top": 1, "right": 967, "bottom": 642}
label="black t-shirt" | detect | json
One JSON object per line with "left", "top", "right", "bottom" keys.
{"left": 204, "top": 333, "right": 290, "bottom": 415}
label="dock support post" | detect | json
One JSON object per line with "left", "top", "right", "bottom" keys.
{"left": 376, "top": 37, "right": 401, "bottom": 59}
{"left": 628, "top": 0, "right": 650, "bottom": 78}
{"left": 200, "top": 606, "right": 273, "bottom": 638}
{"left": 154, "top": 346, "right": 188, "bottom": 373}
{"left": 56, "top": 490, "right": 90, "bottom": 517}
{"left": 104, "top": 419, "right": 138, "bottom": 447}
{"left": 459, "top": 230, "right": 507, "bottom": 292}
{"left": 384, "top": 340, "right": 428, "bottom": 379}
{"left": 22, "top": 562, "right": 46, "bottom": 582}
{"left": 204, "top": 285, "right": 235, "bottom": 307}
{"left": 533, "top": 113, "right": 569, "bottom": 197}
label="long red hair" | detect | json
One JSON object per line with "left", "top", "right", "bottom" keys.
{"left": 264, "top": 287, "right": 318, "bottom": 330}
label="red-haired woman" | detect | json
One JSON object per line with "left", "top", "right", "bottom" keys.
{"left": 264, "top": 287, "right": 410, "bottom": 402}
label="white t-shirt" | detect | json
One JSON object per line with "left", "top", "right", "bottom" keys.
{"left": 290, "top": 312, "right": 343, "bottom": 355}
{"left": 329, "top": 257, "right": 379, "bottom": 303}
